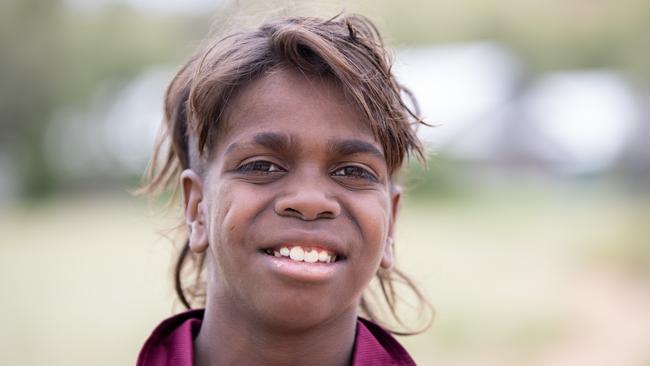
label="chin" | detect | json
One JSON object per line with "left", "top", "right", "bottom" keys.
{"left": 251, "top": 289, "right": 357, "bottom": 332}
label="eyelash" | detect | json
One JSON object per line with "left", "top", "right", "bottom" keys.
{"left": 237, "top": 161, "right": 284, "bottom": 173}
{"left": 237, "top": 160, "right": 378, "bottom": 182}
{"left": 331, "top": 165, "right": 378, "bottom": 182}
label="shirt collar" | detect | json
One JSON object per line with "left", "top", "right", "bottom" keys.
{"left": 137, "top": 309, "right": 416, "bottom": 366}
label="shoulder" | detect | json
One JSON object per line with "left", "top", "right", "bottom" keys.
{"left": 353, "top": 318, "right": 417, "bottom": 366}
{"left": 136, "top": 309, "right": 204, "bottom": 366}
{"left": 136, "top": 311, "right": 417, "bottom": 366}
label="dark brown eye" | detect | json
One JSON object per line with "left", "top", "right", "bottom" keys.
{"left": 331, "top": 166, "right": 377, "bottom": 182}
{"left": 238, "top": 161, "right": 284, "bottom": 173}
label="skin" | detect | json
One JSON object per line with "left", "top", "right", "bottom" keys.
{"left": 181, "top": 68, "right": 401, "bottom": 366}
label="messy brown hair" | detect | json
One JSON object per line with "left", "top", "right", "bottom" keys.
{"left": 141, "top": 13, "right": 433, "bottom": 335}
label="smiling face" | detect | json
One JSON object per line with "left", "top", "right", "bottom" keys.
{"left": 182, "top": 68, "right": 400, "bottom": 331}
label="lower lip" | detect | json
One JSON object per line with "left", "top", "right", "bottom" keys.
{"left": 260, "top": 253, "right": 343, "bottom": 282}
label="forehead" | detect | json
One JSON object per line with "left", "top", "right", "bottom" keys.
{"left": 213, "top": 68, "right": 380, "bottom": 154}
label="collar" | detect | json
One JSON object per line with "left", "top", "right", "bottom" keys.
{"left": 137, "top": 309, "right": 416, "bottom": 366}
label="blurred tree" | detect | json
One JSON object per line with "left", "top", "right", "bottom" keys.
{"left": 1, "top": 0, "right": 648, "bottom": 199}
{"left": 0, "top": 0, "right": 209, "bottom": 198}
{"left": 357, "top": 0, "right": 650, "bottom": 81}
{"left": 0, "top": 0, "right": 62, "bottom": 197}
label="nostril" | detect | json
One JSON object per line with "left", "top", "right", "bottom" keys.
{"left": 274, "top": 192, "right": 341, "bottom": 220}
{"left": 281, "top": 207, "right": 335, "bottom": 220}
{"left": 282, "top": 207, "right": 307, "bottom": 220}
{"left": 284, "top": 208, "right": 301, "bottom": 216}
{"left": 318, "top": 211, "right": 335, "bottom": 219}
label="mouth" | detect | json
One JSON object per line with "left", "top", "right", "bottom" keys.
{"left": 259, "top": 245, "right": 346, "bottom": 264}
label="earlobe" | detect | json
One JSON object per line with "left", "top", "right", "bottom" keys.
{"left": 380, "top": 237, "right": 394, "bottom": 269}
{"left": 181, "top": 169, "right": 209, "bottom": 253}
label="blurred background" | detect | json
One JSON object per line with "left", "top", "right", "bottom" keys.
{"left": 1, "top": 0, "right": 649, "bottom": 365}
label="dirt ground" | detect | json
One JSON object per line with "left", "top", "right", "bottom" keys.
{"left": 1, "top": 188, "right": 648, "bottom": 365}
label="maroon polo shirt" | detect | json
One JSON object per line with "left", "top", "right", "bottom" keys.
{"left": 137, "top": 309, "right": 416, "bottom": 365}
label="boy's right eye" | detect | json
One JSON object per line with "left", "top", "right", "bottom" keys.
{"left": 237, "top": 160, "right": 285, "bottom": 174}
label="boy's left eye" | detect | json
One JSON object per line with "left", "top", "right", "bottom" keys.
{"left": 331, "top": 166, "right": 378, "bottom": 182}
{"left": 237, "top": 160, "right": 285, "bottom": 173}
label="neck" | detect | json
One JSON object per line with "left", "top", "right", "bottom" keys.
{"left": 194, "top": 296, "right": 357, "bottom": 366}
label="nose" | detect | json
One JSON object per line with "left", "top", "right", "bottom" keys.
{"left": 274, "top": 181, "right": 341, "bottom": 221}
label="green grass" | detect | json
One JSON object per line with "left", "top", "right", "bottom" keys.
{"left": 1, "top": 183, "right": 649, "bottom": 365}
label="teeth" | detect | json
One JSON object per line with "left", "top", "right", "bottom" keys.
{"left": 271, "top": 245, "right": 337, "bottom": 264}
{"left": 304, "top": 249, "right": 318, "bottom": 263}
{"left": 318, "top": 251, "right": 330, "bottom": 263}
{"left": 289, "top": 246, "right": 304, "bottom": 261}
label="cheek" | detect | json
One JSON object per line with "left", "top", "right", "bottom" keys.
{"left": 348, "top": 192, "right": 391, "bottom": 258}
{"left": 205, "top": 184, "right": 240, "bottom": 269}
{"left": 206, "top": 182, "right": 267, "bottom": 255}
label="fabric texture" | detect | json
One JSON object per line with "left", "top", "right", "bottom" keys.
{"left": 137, "top": 309, "right": 416, "bottom": 366}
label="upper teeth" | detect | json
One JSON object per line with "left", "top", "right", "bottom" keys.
{"left": 270, "top": 246, "right": 336, "bottom": 263}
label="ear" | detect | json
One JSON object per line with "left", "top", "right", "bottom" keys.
{"left": 181, "top": 169, "right": 209, "bottom": 253}
{"left": 380, "top": 185, "right": 401, "bottom": 270}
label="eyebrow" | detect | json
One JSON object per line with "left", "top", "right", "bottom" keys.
{"left": 327, "top": 138, "right": 384, "bottom": 160}
{"left": 224, "top": 132, "right": 293, "bottom": 155}
{"left": 224, "top": 132, "right": 384, "bottom": 159}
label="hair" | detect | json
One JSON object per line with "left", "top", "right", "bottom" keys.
{"left": 141, "top": 13, "right": 433, "bottom": 335}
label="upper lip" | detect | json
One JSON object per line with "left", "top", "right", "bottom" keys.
{"left": 259, "top": 230, "right": 348, "bottom": 257}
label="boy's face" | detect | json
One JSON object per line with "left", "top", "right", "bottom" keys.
{"left": 182, "top": 68, "right": 400, "bottom": 329}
